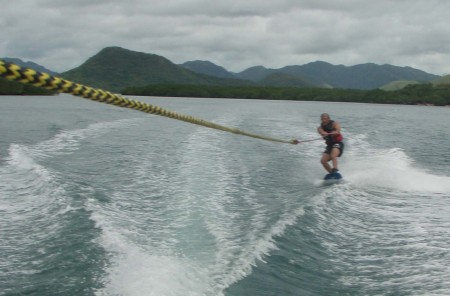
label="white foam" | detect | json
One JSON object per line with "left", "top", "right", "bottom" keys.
{"left": 89, "top": 202, "right": 213, "bottom": 296}
{"left": 177, "top": 120, "right": 306, "bottom": 292}
{"left": 2, "top": 144, "right": 58, "bottom": 199}
{"left": 342, "top": 139, "right": 450, "bottom": 193}
{"left": 31, "top": 118, "right": 140, "bottom": 158}
{"left": 89, "top": 116, "right": 307, "bottom": 296}
{"left": 96, "top": 244, "right": 210, "bottom": 296}
{"left": 91, "top": 201, "right": 305, "bottom": 296}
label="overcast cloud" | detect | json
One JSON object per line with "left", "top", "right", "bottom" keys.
{"left": 2, "top": 0, "right": 450, "bottom": 75}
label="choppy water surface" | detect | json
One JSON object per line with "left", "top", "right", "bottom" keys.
{"left": 1, "top": 95, "right": 449, "bottom": 296}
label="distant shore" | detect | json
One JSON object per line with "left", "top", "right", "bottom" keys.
{"left": 2, "top": 78, "right": 449, "bottom": 106}
{"left": 122, "top": 83, "right": 450, "bottom": 107}
{"left": 0, "top": 78, "right": 55, "bottom": 95}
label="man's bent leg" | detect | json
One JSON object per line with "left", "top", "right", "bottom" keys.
{"left": 321, "top": 153, "right": 332, "bottom": 173}
{"left": 330, "top": 148, "right": 340, "bottom": 171}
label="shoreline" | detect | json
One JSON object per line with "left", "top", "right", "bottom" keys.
{"left": 2, "top": 93, "right": 449, "bottom": 107}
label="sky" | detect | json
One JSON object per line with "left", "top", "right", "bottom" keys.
{"left": 2, "top": 0, "right": 450, "bottom": 75}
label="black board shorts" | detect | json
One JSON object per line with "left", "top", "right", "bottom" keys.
{"left": 324, "top": 142, "right": 344, "bottom": 157}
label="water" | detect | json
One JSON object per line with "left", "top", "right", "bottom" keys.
{"left": 1, "top": 94, "right": 449, "bottom": 296}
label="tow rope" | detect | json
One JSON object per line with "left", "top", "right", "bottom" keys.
{"left": 0, "top": 60, "right": 298, "bottom": 144}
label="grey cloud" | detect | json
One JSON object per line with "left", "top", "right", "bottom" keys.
{"left": 2, "top": 0, "right": 450, "bottom": 74}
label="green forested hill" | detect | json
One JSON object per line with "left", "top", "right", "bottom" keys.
{"left": 379, "top": 80, "right": 420, "bottom": 91}
{"left": 432, "top": 74, "right": 450, "bottom": 85}
{"left": 61, "top": 47, "right": 253, "bottom": 93}
{"left": 180, "top": 60, "right": 235, "bottom": 79}
{"left": 259, "top": 72, "right": 315, "bottom": 88}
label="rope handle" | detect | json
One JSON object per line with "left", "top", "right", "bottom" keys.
{"left": 293, "top": 137, "right": 323, "bottom": 144}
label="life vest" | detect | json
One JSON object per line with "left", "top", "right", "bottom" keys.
{"left": 321, "top": 120, "right": 343, "bottom": 145}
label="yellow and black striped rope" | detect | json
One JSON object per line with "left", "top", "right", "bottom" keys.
{"left": 0, "top": 60, "right": 297, "bottom": 144}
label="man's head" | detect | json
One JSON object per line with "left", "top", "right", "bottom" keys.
{"left": 321, "top": 113, "right": 330, "bottom": 125}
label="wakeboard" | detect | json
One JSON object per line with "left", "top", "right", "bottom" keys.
{"left": 323, "top": 171, "right": 343, "bottom": 185}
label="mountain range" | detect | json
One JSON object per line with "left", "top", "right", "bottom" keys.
{"left": 1, "top": 57, "right": 58, "bottom": 76}
{"left": 1, "top": 46, "right": 444, "bottom": 93}
{"left": 181, "top": 60, "right": 440, "bottom": 90}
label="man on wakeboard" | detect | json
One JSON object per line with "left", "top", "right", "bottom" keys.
{"left": 317, "top": 113, "right": 344, "bottom": 174}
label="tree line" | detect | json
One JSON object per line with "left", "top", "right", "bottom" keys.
{"left": 2, "top": 76, "right": 449, "bottom": 106}
{"left": 123, "top": 83, "right": 450, "bottom": 106}
{"left": 0, "top": 78, "right": 55, "bottom": 95}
